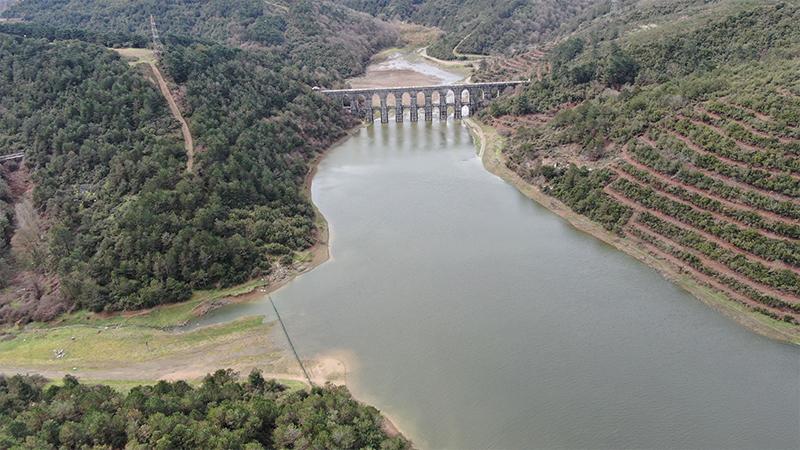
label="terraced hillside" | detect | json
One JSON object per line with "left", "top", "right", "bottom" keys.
{"left": 615, "top": 76, "right": 799, "bottom": 319}
{"left": 473, "top": 48, "right": 549, "bottom": 82}
{"left": 486, "top": 2, "right": 800, "bottom": 335}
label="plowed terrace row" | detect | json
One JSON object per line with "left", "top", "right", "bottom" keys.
{"left": 607, "top": 97, "right": 800, "bottom": 323}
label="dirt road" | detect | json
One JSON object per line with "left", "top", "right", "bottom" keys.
{"left": 149, "top": 62, "right": 195, "bottom": 172}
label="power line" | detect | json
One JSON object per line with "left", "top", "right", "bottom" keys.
{"left": 149, "top": 14, "right": 163, "bottom": 55}
{"left": 269, "top": 296, "right": 313, "bottom": 386}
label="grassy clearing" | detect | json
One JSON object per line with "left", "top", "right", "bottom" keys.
{"left": 0, "top": 277, "right": 309, "bottom": 386}
{"left": 112, "top": 47, "right": 156, "bottom": 65}
{"left": 0, "top": 316, "right": 269, "bottom": 369}
{"left": 1, "top": 312, "right": 313, "bottom": 395}
{"left": 51, "top": 278, "right": 268, "bottom": 329}
{"left": 277, "top": 378, "right": 309, "bottom": 392}
{"left": 45, "top": 378, "right": 165, "bottom": 393}
{"left": 391, "top": 21, "right": 443, "bottom": 50}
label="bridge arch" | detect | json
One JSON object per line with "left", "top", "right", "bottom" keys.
{"left": 386, "top": 92, "right": 398, "bottom": 107}
{"left": 459, "top": 88, "right": 470, "bottom": 103}
{"left": 444, "top": 88, "right": 456, "bottom": 104}
{"left": 320, "top": 80, "right": 528, "bottom": 123}
{"left": 415, "top": 91, "right": 426, "bottom": 106}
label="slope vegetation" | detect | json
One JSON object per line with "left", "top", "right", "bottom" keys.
{"left": 0, "top": 371, "right": 409, "bottom": 449}
{"left": 485, "top": 1, "right": 800, "bottom": 334}
{"left": 3, "top": 0, "right": 397, "bottom": 78}
{"left": 344, "top": 0, "right": 614, "bottom": 58}
{"left": 0, "top": 0, "right": 395, "bottom": 321}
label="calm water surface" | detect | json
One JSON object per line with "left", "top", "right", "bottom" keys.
{"left": 194, "top": 119, "right": 800, "bottom": 449}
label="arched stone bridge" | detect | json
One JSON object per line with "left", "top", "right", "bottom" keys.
{"left": 321, "top": 81, "right": 528, "bottom": 123}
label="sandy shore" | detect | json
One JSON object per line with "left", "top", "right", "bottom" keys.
{"left": 464, "top": 118, "right": 800, "bottom": 345}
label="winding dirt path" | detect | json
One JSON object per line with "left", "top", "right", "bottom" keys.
{"left": 452, "top": 30, "right": 486, "bottom": 59}
{"left": 149, "top": 63, "right": 195, "bottom": 172}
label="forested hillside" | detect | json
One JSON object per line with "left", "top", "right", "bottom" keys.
{"left": 0, "top": 35, "right": 184, "bottom": 321}
{"left": 3, "top": 0, "right": 397, "bottom": 78}
{"left": 0, "top": 34, "right": 358, "bottom": 322}
{"left": 0, "top": 371, "right": 409, "bottom": 449}
{"left": 0, "top": 0, "right": 396, "bottom": 322}
{"left": 485, "top": 1, "right": 800, "bottom": 328}
{"left": 343, "top": 0, "right": 614, "bottom": 58}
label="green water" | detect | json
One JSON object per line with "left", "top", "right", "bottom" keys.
{"left": 193, "top": 119, "right": 799, "bottom": 449}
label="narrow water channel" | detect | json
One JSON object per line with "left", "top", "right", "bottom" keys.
{"left": 191, "top": 54, "right": 800, "bottom": 449}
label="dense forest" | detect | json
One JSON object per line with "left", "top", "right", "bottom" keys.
{"left": 0, "top": 35, "right": 355, "bottom": 321}
{"left": 484, "top": 1, "right": 800, "bottom": 325}
{"left": 3, "top": 0, "right": 397, "bottom": 78}
{"left": 0, "top": 371, "right": 409, "bottom": 449}
{"left": 0, "top": 0, "right": 398, "bottom": 323}
{"left": 343, "top": 0, "right": 615, "bottom": 58}
{"left": 0, "top": 35, "right": 186, "bottom": 321}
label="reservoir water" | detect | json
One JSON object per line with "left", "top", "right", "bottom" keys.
{"left": 192, "top": 57, "right": 800, "bottom": 449}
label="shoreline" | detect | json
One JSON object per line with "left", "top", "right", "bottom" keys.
{"left": 464, "top": 117, "right": 800, "bottom": 346}
{"left": 0, "top": 120, "right": 412, "bottom": 441}
{"left": 270, "top": 123, "right": 416, "bottom": 443}
{"left": 3, "top": 38, "right": 422, "bottom": 444}
{"left": 184, "top": 125, "right": 365, "bottom": 319}
{"left": 308, "top": 125, "right": 415, "bottom": 445}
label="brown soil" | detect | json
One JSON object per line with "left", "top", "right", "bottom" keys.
{"left": 611, "top": 166, "right": 793, "bottom": 242}
{"left": 627, "top": 223, "right": 798, "bottom": 320}
{"left": 3, "top": 163, "right": 31, "bottom": 199}
{"left": 0, "top": 164, "right": 69, "bottom": 324}
{"left": 620, "top": 147, "right": 796, "bottom": 226}
{"left": 723, "top": 99, "right": 775, "bottom": 123}
{"left": 641, "top": 135, "right": 798, "bottom": 204}
{"left": 697, "top": 107, "right": 800, "bottom": 145}
{"left": 604, "top": 184, "right": 800, "bottom": 275}
{"left": 628, "top": 220, "right": 799, "bottom": 304}
{"left": 665, "top": 124, "right": 799, "bottom": 181}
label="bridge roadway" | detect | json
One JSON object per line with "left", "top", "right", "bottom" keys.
{"left": 321, "top": 80, "right": 528, "bottom": 123}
